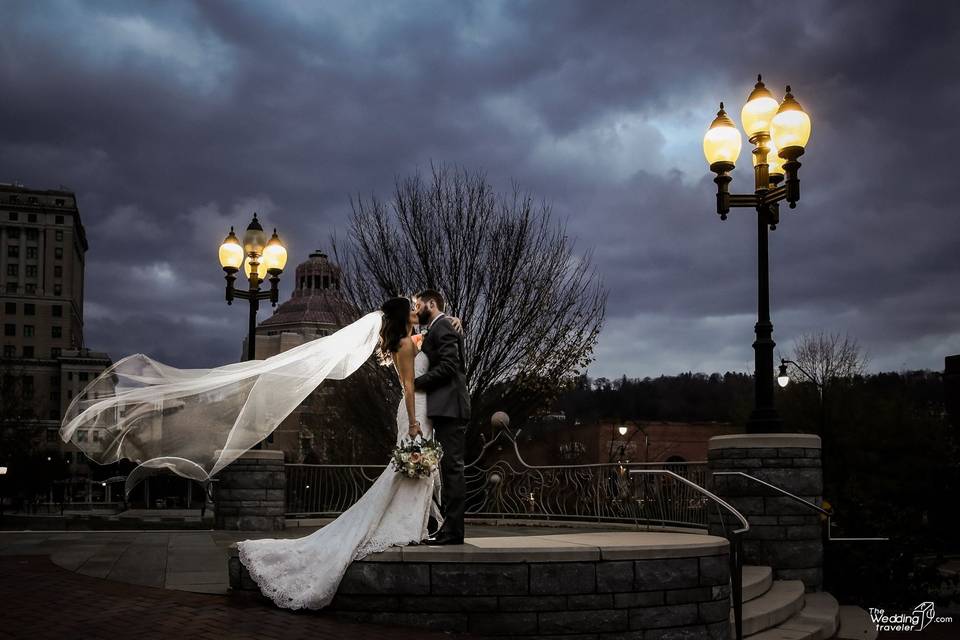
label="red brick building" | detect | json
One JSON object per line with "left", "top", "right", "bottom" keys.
{"left": 508, "top": 416, "right": 744, "bottom": 466}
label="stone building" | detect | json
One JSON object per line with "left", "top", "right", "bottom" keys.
{"left": 246, "top": 250, "right": 361, "bottom": 462}
{"left": 0, "top": 183, "right": 112, "bottom": 476}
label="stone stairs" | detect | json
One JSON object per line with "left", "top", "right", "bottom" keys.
{"left": 735, "top": 565, "right": 877, "bottom": 640}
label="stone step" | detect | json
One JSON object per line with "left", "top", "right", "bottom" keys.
{"left": 734, "top": 579, "right": 806, "bottom": 636}
{"left": 834, "top": 605, "right": 878, "bottom": 640}
{"left": 745, "top": 591, "right": 839, "bottom": 640}
{"left": 742, "top": 565, "right": 774, "bottom": 602}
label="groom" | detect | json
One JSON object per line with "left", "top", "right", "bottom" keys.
{"left": 414, "top": 289, "right": 470, "bottom": 545}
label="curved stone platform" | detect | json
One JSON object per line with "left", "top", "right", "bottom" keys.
{"left": 229, "top": 531, "right": 731, "bottom": 639}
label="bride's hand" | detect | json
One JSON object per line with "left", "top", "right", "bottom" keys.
{"left": 408, "top": 421, "right": 423, "bottom": 439}
{"left": 449, "top": 316, "right": 465, "bottom": 335}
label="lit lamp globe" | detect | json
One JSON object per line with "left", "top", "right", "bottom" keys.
{"left": 771, "top": 86, "right": 811, "bottom": 160}
{"left": 618, "top": 426, "right": 628, "bottom": 436}
{"left": 703, "top": 102, "right": 742, "bottom": 174}
{"left": 243, "top": 213, "right": 267, "bottom": 257}
{"left": 262, "top": 229, "right": 288, "bottom": 275}
{"left": 777, "top": 363, "right": 791, "bottom": 388}
{"left": 218, "top": 227, "right": 244, "bottom": 273}
{"left": 243, "top": 256, "right": 268, "bottom": 282}
{"left": 740, "top": 75, "right": 780, "bottom": 141}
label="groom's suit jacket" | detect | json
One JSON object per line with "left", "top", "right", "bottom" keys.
{"left": 414, "top": 316, "right": 471, "bottom": 421}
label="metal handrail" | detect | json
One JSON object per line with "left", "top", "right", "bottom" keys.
{"left": 631, "top": 469, "right": 749, "bottom": 640}
{"left": 713, "top": 471, "right": 889, "bottom": 542}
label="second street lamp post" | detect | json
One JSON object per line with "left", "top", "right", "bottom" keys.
{"left": 218, "top": 213, "right": 288, "bottom": 361}
{"left": 778, "top": 359, "right": 827, "bottom": 436}
{"left": 703, "top": 75, "right": 812, "bottom": 433}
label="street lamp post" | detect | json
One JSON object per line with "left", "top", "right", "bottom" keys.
{"left": 218, "top": 213, "right": 289, "bottom": 361}
{"left": 703, "top": 76, "right": 812, "bottom": 433}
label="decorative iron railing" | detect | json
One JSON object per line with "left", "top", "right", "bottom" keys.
{"left": 286, "top": 431, "right": 710, "bottom": 528}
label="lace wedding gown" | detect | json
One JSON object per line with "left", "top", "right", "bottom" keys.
{"left": 237, "top": 349, "right": 442, "bottom": 610}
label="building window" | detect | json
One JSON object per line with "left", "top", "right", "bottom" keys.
{"left": 52, "top": 326, "right": 62, "bottom": 338}
{"left": 24, "top": 284, "right": 36, "bottom": 294}
{"left": 24, "top": 303, "right": 35, "bottom": 315}
{"left": 52, "top": 305, "right": 63, "bottom": 317}
{"left": 25, "top": 265, "right": 38, "bottom": 278}
{"left": 54, "top": 284, "right": 62, "bottom": 295}
{"left": 5, "top": 282, "right": 17, "bottom": 294}
{"left": 23, "top": 325, "right": 34, "bottom": 337}
{"left": 22, "top": 346, "right": 34, "bottom": 358}
{"left": 54, "top": 247, "right": 63, "bottom": 259}
{"left": 28, "top": 213, "right": 37, "bottom": 223}
{"left": 3, "top": 302, "right": 13, "bottom": 314}
{"left": 50, "top": 391, "right": 60, "bottom": 402}
{"left": 55, "top": 230, "right": 64, "bottom": 241}
{"left": 54, "top": 266, "right": 63, "bottom": 278}
{"left": 55, "top": 214, "right": 64, "bottom": 223}
{"left": 55, "top": 200, "right": 64, "bottom": 207}
{"left": 51, "top": 347, "right": 61, "bottom": 358}
{"left": 26, "top": 228, "right": 37, "bottom": 241}
{"left": 6, "top": 264, "right": 17, "bottom": 277}
{"left": 67, "top": 371, "right": 73, "bottom": 381}
{"left": 7, "top": 227, "right": 19, "bottom": 239}
{"left": 48, "top": 411, "right": 59, "bottom": 422}
{"left": 50, "top": 374, "right": 59, "bottom": 387}
{"left": 7, "top": 211, "right": 17, "bottom": 221}
{"left": 79, "top": 372, "right": 89, "bottom": 381}
{"left": 7, "top": 245, "right": 18, "bottom": 258}
{"left": 2, "top": 345, "right": 14, "bottom": 357}
{"left": 26, "top": 246, "right": 38, "bottom": 259}
{"left": 3, "top": 324, "right": 14, "bottom": 336}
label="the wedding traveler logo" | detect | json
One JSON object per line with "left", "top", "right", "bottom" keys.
{"left": 869, "top": 602, "right": 953, "bottom": 632}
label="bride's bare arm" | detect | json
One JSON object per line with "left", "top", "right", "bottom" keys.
{"left": 395, "top": 338, "right": 421, "bottom": 438}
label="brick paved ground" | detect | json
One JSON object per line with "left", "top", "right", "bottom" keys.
{"left": 0, "top": 555, "right": 470, "bottom": 640}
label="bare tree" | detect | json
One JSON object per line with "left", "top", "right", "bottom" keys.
{"left": 333, "top": 164, "right": 607, "bottom": 439}
{"left": 787, "top": 331, "right": 869, "bottom": 392}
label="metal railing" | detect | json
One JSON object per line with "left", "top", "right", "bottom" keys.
{"left": 632, "top": 468, "right": 750, "bottom": 640}
{"left": 713, "top": 471, "right": 889, "bottom": 542}
{"left": 286, "top": 430, "right": 709, "bottom": 527}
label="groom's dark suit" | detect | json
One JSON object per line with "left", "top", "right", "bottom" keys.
{"left": 414, "top": 314, "right": 470, "bottom": 540}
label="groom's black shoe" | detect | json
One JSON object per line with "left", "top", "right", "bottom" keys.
{"left": 426, "top": 531, "right": 465, "bottom": 546}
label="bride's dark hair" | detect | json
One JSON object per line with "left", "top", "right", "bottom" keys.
{"left": 378, "top": 297, "right": 412, "bottom": 364}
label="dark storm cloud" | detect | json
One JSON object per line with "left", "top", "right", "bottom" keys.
{"left": 1, "top": 0, "right": 957, "bottom": 376}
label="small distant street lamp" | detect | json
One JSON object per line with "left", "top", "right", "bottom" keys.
{"left": 703, "top": 75, "right": 812, "bottom": 433}
{"left": 618, "top": 425, "right": 628, "bottom": 436}
{"left": 0, "top": 466, "right": 7, "bottom": 518}
{"left": 218, "top": 213, "right": 289, "bottom": 361}
{"left": 778, "top": 358, "right": 827, "bottom": 436}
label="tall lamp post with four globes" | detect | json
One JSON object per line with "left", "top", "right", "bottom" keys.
{"left": 703, "top": 75, "right": 812, "bottom": 433}
{"left": 218, "top": 213, "right": 288, "bottom": 361}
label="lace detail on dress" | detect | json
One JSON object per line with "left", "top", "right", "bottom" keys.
{"left": 236, "top": 349, "right": 441, "bottom": 610}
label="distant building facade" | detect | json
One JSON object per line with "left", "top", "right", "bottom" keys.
{"left": 0, "top": 183, "right": 112, "bottom": 475}
{"left": 510, "top": 415, "right": 745, "bottom": 465}
{"left": 247, "top": 250, "right": 359, "bottom": 462}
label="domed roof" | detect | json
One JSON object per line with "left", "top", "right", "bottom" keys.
{"left": 259, "top": 250, "right": 358, "bottom": 330}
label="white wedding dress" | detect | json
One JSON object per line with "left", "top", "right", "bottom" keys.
{"left": 237, "top": 349, "right": 442, "bottom": 610}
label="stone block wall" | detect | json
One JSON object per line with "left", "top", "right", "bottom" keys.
{"left": 707, "top": 434, "right": 823, "bottom": 590}
{"left": 229, "top": 549, "right": 731, "bottom": 638}
{"left": 215, "top": 450, "right": 286, "bottom": 531}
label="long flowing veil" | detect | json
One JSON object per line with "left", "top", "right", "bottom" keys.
{"left": 60, "top": 311, "right": 384, "bottom": 497}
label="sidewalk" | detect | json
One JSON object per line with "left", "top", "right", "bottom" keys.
{"left": 0, "top": 555, "right": 466, "bottom": 640}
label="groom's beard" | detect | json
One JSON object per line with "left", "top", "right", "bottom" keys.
{"left": 417, "top": 310, "right": 432, "bottom": 325}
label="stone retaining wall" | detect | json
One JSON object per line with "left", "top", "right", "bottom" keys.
{"left": 229, "top": 542, "right": 730, "bottom": 639}
{"left": 707, "top": 433, "right": 823, "bottom": 590}
{"left": 214, "top": 450, "right": 286, "bottom": 531}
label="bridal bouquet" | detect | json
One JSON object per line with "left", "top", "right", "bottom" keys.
{"left": 390, "top": 436, "right": 443, "bottom": 479}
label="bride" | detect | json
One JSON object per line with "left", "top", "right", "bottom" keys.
{"left": 59, "top": 295, "right": 459, "bottom": 611}
{"left": 237, "top": 296, "right": 443, "bottom": 610}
